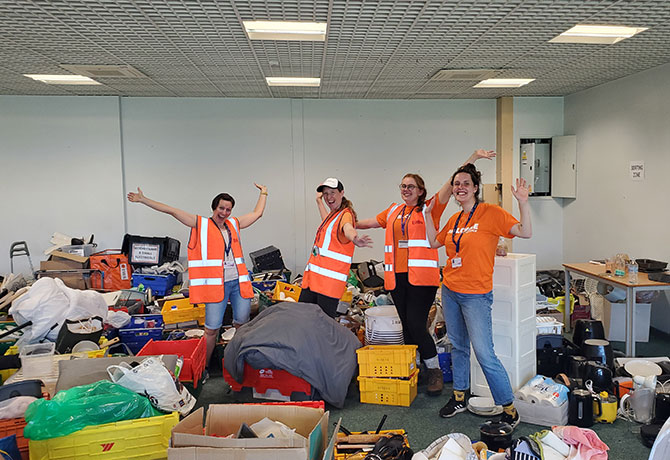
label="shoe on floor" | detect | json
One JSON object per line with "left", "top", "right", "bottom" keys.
{"left": 499, "top": 408, "right": 520, "bottom": 428}
{"left": 201, "top": 369, "right": 209, "bottom": 385}
{"left": 439, "top": 392, "right": 469, "bottom": 418}
{"left": 426, "top": 368, "right": 443, "bottom": 396}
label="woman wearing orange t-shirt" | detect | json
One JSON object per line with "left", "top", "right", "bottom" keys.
{"left": 357, "top": 150, "right": 495, "bottom": 396}
{"left": 300, "top": 178, "right": 373, "bottom": 318}
{"left": 425, "top": 163, "right": 531, "bottom": 428}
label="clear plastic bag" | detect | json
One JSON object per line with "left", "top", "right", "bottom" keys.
{"left": 23, "top": 380, "right": 160, "bottom": 440}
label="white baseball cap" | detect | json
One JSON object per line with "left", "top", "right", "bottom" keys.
{"left": 317, "top": 177, "right": 344, "bottom": 192}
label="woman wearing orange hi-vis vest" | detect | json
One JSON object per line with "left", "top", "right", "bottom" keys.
{"left": 127, "top": 184, "right": 267, "bottom": 382}
{"left": 357, "top": 150, "right": 495, "bottom": 397}
{"left": 300, "top": 178, "right": 373, "bottom": 318}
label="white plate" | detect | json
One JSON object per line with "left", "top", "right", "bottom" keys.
{"left": 624, "top": 359, "right": 662, "bottom": 377}
{"left": 467, "top": 402, "right": 503, "bottom": 416}
{"left": 468, "top": 396, "right": 497, "bottom": 410}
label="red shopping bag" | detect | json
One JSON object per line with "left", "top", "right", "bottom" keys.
{"left": 90, "top": 249, "right": 132, "bottom": 290}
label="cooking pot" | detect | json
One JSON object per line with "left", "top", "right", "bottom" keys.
{"left": 572, "top": 320, "right": 605, "bottom": 349}
{"left": 583, "top": 360, "right": 613, "bottom": 392}
{"left": 582, "top": 339, "right": 614, "bottom": 369}
{"left": 479, "top": 421, "right": 513, "bottom": 452}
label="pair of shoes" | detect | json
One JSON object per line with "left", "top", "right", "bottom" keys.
{"left": 201, "top": 369, "right": 210, "bottom": 385}
{"left": 439, "top": 391, "right": 470, "bottom": 418}
{"left": 499, "top": 408, "right": 520, "bottom": 429}
{"left": 426, "top": 368, "right": 443, "bottom": 396}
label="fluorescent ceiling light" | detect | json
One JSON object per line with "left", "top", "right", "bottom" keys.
{"left": 243, "top": 20, "right": 327, "bottom": 41}
{"left": 474, "top": 78, "right": 535, "bottom": 88}
{"left": 550, "top": 24, "right": 648, "bottom": 44}
{"left": 266, "top": 77, "right": 320, "bottom": 87}
{"left": 24, "top": 74, "right": 101, "bottom": 85}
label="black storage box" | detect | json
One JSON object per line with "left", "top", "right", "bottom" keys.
{"left": 121, "top": 234, "right": 181, "bottom": 267}
{"left": 249, "top": 245, "right": 285, "bottom": 272}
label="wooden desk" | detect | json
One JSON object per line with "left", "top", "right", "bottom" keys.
{"left": 563, "top": 262, "right": 670, "bottom": 356}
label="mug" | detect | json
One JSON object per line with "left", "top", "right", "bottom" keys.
{"left": 569, "top": 389, "right": 600, "bottom": 428}
{"left": 620, "top": 387, "right": 655, "bottom": 423}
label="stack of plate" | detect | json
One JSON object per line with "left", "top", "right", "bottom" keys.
{"left": 467, "top": 396, "right": 503, "bottom": 416}
{"left": 364, "top": 305, "right": 404, "bottom": 345}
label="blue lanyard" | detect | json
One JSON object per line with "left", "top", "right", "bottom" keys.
{"left": 451, "top": 202, "right": 478, "bottom": 254}
{"left": 222, "top": 222, "right": 232, "bottom": 257}
{"left": 400, "top": 206, "right": 415, "bottom": 237}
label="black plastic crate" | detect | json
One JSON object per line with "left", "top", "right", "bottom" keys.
{"left": 249, "top": 245, "right": 285, "bottom": 272}
{"left": 121, "top": 234, "right": 181, "bottom": 267}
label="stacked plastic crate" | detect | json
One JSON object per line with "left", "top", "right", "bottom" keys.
{"left": 356, "top": 344, "right": 419, "bottom": 407}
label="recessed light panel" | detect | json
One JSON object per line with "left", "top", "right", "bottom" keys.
{"left": 474, "top": 78, "right": 535, "bottom": 88}
{"left": 550, "top": 24, "right": 648, "bottom": 44}
{"left": 243, "top": 21, "right": 327, "bottom": 41}
{"left": 23, "top": 74, "right": 101, "bottom": 85}
{"left": 266, "top": 77, "right": 320, "bottom": 87}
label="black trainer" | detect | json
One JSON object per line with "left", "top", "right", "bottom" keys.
{"left": 499, "top": 408, "right": 520, "bottom": 428}
{"left": 439, "top": 393, "right": 469, "bottom": 418}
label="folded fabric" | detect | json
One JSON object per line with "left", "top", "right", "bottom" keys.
{"left": 552, "top": 426, "right": 608, "bottom": 460}
{"left": 536, "top": 430, "right": 570, "bottom": 457}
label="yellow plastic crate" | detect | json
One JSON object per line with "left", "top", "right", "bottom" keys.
{"left": 0, "top": 345, "right": 19, "bottom": 384}
{"left": 356, "top": 345, "right": 417, "bottom": 378}
{"left": 358, "top": 370, "right": 418, "bottom": 407}
{"left": 161, "top": 297, "right": 206, "bottom": 326}
{"left": 272, "top": 281, "right": 302, "bottom": 302}
{"left": 29, "top": 412, "right": 178, "bottom": 460}
{"left": 334, "top": 430, "right": 408, "bottom": 460}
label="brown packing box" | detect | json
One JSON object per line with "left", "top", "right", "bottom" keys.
{"left": 169, "top": 404, "right": 329, "bottom": 460}
{"left": 40, "top": 251, "right": 91, "bottom": 289}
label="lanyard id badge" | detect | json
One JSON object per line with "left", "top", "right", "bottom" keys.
{"left": 398, "top": 240, "right": 409, "bottom": 249}
{"left": 451, "top": 256, "right": 462, "bottom": 268}
{"left": 450, "top": 202, "right": 478, "bottom": 270}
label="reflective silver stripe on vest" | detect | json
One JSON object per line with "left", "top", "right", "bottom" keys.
{"left": 407, "top": 259, "right": 439, "bottom": 268}
{"left": 235, "top": 257, "right": 245, "bottom": 264}
{"left": 190, "top": 278, "right": 223, "bottom": 286}
{"left": 188, "top": 259, "right": 223, "bottom": 268}
{"left": 384, "top": 245, "right": 393, "bottom": 253}
{"left": 238, "top": 274, "right": 250, "bottom": 282}
{"left": 306, "top": 263, "right": 348, "bottom": 282}
{"left": 199, "top": 216, "right": 209, "bottom": 260}
{"left": 226, "top": 217, "right": 239, "bottom": 234}
{"left": 385, "top": 264, "right": 393, "bottom": 271}
{"left": 315, "top": 210, "right": 353, "bottom": 264}
{"left": 407, "top": 239, "right": 430, "bottom": 248}
{"left": 386, "top": 203, "right": 401, "bottom": 220}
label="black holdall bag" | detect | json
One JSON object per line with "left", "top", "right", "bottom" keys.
{"left": 55, "top": 316, "right": 104, "bottom": 354}
{"left": 357, "top": 260, "right": 384, "bottom": 288}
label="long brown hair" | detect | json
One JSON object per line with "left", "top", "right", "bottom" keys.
{"left": 338, "top": 196, "right": 358, "bottom": 222}
{"left": 402, "top": 173, "right": 427, "bottom": 209}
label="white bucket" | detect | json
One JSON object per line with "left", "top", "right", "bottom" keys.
{"left": 365, "top": 305, "right": 404, "bottom": 345}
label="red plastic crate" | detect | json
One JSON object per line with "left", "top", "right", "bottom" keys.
{"left": 246, "top": 401, "right": 325, "bottom": 410}
{"left": 137, "top": 337, "right": 206, "bottom": 388}
{"left": 0, "top": 418, "right": 28, "bottom": 460}
{"left": 222, "top": 360, "right": 311, "bottom": 397}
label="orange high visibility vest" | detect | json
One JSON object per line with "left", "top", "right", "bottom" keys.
{"left": 302, "top": 209, "right": 355, "bottom": 299}
{"left": 383, "top": 203, "right": 440, "bottom": 290}
{"left": 187, "top": 216, "right": 253, "bottom": 304}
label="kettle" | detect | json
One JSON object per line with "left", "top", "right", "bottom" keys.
{"left": 594, "top": 391, "right": 617, "bottom": 423}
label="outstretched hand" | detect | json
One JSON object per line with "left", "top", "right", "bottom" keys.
{"left": 424, "top": 197, "right": 435, "bottom": 213}
{"left": 353, "top": 234, "right": 374, "bottom": 248}
{"left": 473, "top": 149, "right": 496, "bottom": 161}
{"left": 255, "top": 183, "right": 268, "bottom": 194}
{"left": 511, "top": 178, "right": 530, "bottom": 203}
{"left": 127, "top": 187, "right": 145, "bottom": 203}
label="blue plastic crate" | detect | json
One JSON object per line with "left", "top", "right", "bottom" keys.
{"left": 119, "top": 314, "right": 164, "bottom": 354}
{"left": 131, "top": 273, "right": 177, "bottom": 296}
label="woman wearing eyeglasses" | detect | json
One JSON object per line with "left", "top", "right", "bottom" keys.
{"left": 356, "top": 149, "right": 494, "bottom": 396}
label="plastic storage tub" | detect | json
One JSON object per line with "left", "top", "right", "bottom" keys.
{"left": 356, "top": 345, "right": 417, "bottom": 378}
{"left": 222, "top": 360, "right": 311, "bottom": 397}
{"left": 514, "top": 396, "right": 568, "bottom": 426}
{"left": 161, "top": 298, "right": 205, "bottom": 326}
{"left": 118, "top": 314, "right": 164, "bottom": 354}
{"left": 0, "top": 418, "right": 28, "bottom": 460}
{"left": 122, "top": 234, "right": 180, "bottom": 268}
{"left": 131, "top": 273, "right": 177, "bottom": 296}
{"left": 19, "top": 342, "right": 55, "bottom": 378}
{"left": 137, "top": 338, "right": 205, "bottom": 387}
{"left": 358, "top": 370, "right": 419, "bottom": 407}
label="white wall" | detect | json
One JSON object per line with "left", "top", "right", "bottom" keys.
{"left": 1, "top": 95, "right": 568, "bottom": 279}
{"left": 513, "top": 97, "right": 565, "bottom": 270}
{"left": 564, "top": 62, "right": 670, "bottom": 332}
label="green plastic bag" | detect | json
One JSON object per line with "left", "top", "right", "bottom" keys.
{"left": 347, "top": 269, "right": 359, "bottom": 287}
{"left": 24, "top": 380, "right": 161, "bottom": 440}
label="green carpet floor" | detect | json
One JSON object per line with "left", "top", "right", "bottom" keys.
{"left": 189, "top": 328, "right": 670, "bottom": 460}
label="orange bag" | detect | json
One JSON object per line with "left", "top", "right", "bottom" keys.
{"left": 90, "top": 249, "right": 132, "bottom": 290}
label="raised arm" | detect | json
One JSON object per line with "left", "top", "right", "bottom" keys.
{"left": 237, "top": 183, "right": 268, "bottom": 229}
{"left": 423, "top": 200, "right": 444, "bottom": 249}
{"left": 127, "top": 187, "right": 197, "bottom": 228}
{"left": 437, "top": 149, "right": 496, "bottom": 204}
{"left": 315, "top": 192, "right": 329, "bottom": 221}
{"left": 342, "top": 222, "right": 374, "bottom": 248}
{"left": 509, "top": 178, "right": 532, "bottom": 239}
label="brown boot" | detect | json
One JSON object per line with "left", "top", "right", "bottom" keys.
{"left": 426, "top": 368, "right": 443, "bottom": 396}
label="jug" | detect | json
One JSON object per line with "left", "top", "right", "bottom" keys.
{"left": 620, "top": 387, "right": 655, "bottom": 423}
{"left": 569, "top": 389, "right": 600, "bottom": 428}
{"left": 595, "top": 391, "right": 617, "bottom": 423}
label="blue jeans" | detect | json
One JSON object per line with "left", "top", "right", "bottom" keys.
{"left": 204, "top": 280, "right": 251, "bottom": 329}
{"left": 441, "top": 285, "right": 514, "bottom": 406}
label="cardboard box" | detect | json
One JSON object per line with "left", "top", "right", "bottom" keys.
{"left": 169, "top": 404, "right": 328, "bottom": 460}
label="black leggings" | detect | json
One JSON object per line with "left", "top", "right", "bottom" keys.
{"left": 298, "top": 288, "right": 339, "bottom": 318}
{"left": 391, "top": 273, "right": 438, "bottom": 361}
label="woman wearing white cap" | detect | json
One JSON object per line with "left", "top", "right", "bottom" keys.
{"left": 299, "top": 178, "right": 373, "bottom": 318}
{"left": 356, "top": 150, "right": 495, "bottom": 396}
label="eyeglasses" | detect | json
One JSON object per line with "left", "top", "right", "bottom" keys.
{"left": 399, "top": 184, "right": 417, "bottom": 191}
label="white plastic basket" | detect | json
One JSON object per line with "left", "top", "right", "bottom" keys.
{"left": 364, "top": 306, "right": 404, "bottom": 345}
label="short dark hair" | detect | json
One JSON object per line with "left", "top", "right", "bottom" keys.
{"left": 211, "top": 193, "right": 235, "bottom": 210}
{"left": 450, "top": 163, "right": 482, "bottom": 203}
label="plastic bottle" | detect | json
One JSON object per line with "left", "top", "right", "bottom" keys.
{"left": 628, "top": 260, "right": 639, "bottom": 283}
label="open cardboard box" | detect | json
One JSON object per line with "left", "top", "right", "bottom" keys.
{"left": 169, "top": 404, "right": 329, "bottom": 460}
{"left": 40, "top": 251, "right": 90, "bottom": 289}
